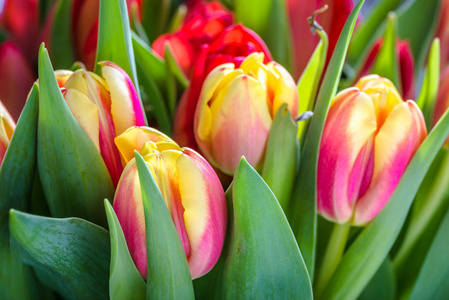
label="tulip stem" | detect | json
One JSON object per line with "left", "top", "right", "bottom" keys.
{"left": 314, "top": 222, "right": 351, "bottom": 299}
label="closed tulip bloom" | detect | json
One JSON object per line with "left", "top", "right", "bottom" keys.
{"left": 0, "top": 101, "right": 15, "bottom": 166}
{"left": 194, "top": 52, "right": 298, "bottom": 175}
{"left": 113, "top": 126, "right": 227, "bottom": 279}
{"left": 55, "top": 62, "right": 145, "bottom": 186}
{"left": 317, "top": 75, "right": 427, "bottom": 226}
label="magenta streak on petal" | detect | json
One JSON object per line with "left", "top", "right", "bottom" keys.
{"left": 113, "top": 162, "right": 148, "bottom": 279}
{"left": 182, "top": 148, "right": 227, "bottom": 278}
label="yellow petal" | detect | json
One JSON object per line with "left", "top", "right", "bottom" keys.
{"left": 64, "top": 89, "right": 100, "bottom": 151}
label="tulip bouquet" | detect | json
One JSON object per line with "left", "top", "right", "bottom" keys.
{"left": 1, "top": 0, "right": 449, "bottom": 299}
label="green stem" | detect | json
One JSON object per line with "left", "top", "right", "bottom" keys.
{"left": 393, "top": 149, "right": 449, "bottom": 272}
{"left": 314, "top": 222, "right": 351, "bottom": 299}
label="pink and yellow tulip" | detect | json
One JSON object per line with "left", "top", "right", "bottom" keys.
{"left": 0, "top": 101, "right": 15, "bottom": 166}
{"left": 194, "top": 52, "right": 298, "bottom": 175}
{"left": 55, "top": 62, "right": 145, "bottom": 186}
{"left": 113, "top": 126, "right": 227, "bottom": 279}
{"left": 317, "top": 75, "right": 427, "bottom": 226}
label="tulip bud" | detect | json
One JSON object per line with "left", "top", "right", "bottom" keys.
{"left": 317, "top": 75, "right": 427, "bottom": 226}
{"left": 174, "top": 24, "right": 272, "bottom": 149}
{"left": 56, "top": 62, "right": 145, "bottom": 185}
{"left": 193, "top": 53, "right": 298, "bottom": 175}
{"left": 0, "top": 101, "right": 15, "bottom": 166}
{"left": 113, "top": 126, "right": 227, "bottom": 279}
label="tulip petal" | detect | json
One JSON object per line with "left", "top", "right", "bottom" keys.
{"left": 353, "top": 101, "right": 427, "bottom": 225}
{"left": 100, "top": 62, "right": 145, "bottom": 136}
{"left": 64, "top": 89, "right": 100, "bottom": 151}
{"left": 0, "top": 101, "right": 16, "bottom": 165}
{"left": 208, "top": 74, "right": 272, "bottom": 174}
{"left": 317, "top": 89, "right": 377, "bottom": 223}
{"left": 267, "top": 61, "right": 299, "bottom": 117}
{"left": 113, "top": 160, "right": 147, "bottom": 279}
{"left": 176, "top": 148, "right": 227, "bottom": 279}
{"left": 114, "top": 126, "right": 172, "bottom": 164}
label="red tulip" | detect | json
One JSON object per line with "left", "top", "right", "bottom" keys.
{"left": 174, "top": 24, "right": 273, "bottom": 149}
{"left": 0, "top": 41, "right": 36, "bottom": 120}
{"left": 286, "top": 0, "right": 354, "bottom": 79}
{"left": 152, "top": 0, "right": 233, "bottom": 78}
{"left": 435, "top": 0, "right": 449, "bottom": 69}
{"left": 357, "top": 38, "right": 415, "bottom": 100}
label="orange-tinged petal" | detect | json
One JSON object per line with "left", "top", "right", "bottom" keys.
{"left": 64, "top": 89, "right": 100, "bottom": 151}
{"left": 54, "top": 70, "right": 73, "bottom": 88}
{"left": 353, "top": 100, "right": 427, "bottom": 225}
{"left": 115, "top": 126, "right": 172, "bottom": 164}
{"left": 209, "top": 74, "right": 272, "bottom": 174}
{"left": 112, "top": 160, "right": 147, "bottom": 279}
{"left": 317, "top": 89, "right": 377, "bottom": 223}
{"left": 177, "top": 148, "right": 227, "bottom": 279}
{"left": 0, "top": 101, "right": 16, "bottom": 165}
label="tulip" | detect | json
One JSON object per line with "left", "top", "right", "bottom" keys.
{"left": 317, "top": 75, "right": 427, "bottom": 226}
{"left": 152, "top": 0, "right": 233, "bottom": 77}
{"left": 113, "top": 126, "right": 227, "bottom": 279}
{"left": 433, "top": 65, "right": 449, "bottom": 144}
{"left": 357, "top": 38, "right": 415, "bottom": 100}
{"left": 434, "top": 0, "right": 449, "bottom": 69}
{"left": 286, "top": 0, "right": 354, "bottom": 79}
{"left": 55, "top": 62, "right": 145, "bottom": 186}
{"left": 174, "top": 24, "right": 273, "bottom": 149}
{"left": 194, "top": 52, "right": 298, "bottom": 175}
{"left": 0, "top": 41, "right": 36, "bottom": 120}
{"left": 0, "top": 101, "right": 15, "bottom": 166}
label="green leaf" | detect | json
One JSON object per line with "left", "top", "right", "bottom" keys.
{"left": 347, "top": 0, "right": 402, "bottom": 68}
{"left": 224, "top": 158, "right": 312, "bottom": 299}
{"left": 0, "top": 84, "right": 39, "bottom": 242}
{"left": 262, "top": 104, "right": 299, "bottom": 210}
{"left": 371, "top": 13, "right": 400, "bottom": 91}
{"left": 105, "top": 200, "right": 146, "bottom": 300}
{"left": 235, "top": 0, "right": 293, "bottom": 72}
{"left": 37, "top": 44, "right": 114, "bottom": 227}
{"left": 408, "top": 206, "right": 449, "bottom": 299}
{"left": 50, "top": 0, "right": 75, "bottom": 69}
{"left": 141, "top": 0, "right": 175, "bottom": 42}
{"left": 358, "top": 259, "right": 396, "bottom": 300}
{"left": 132, "top": 31, "right": 167, "bottom": 90}
{"left": 416, "top": 38, "right": 440, "bottom": 129}
{"left": 164, "top": 44, "right": 189, "bottom": 89}
{"left": 9, "top": 210, "right": 110, "bottom": 300}
{"left": 321, "top": 65, "right": 449, "bottom": 300}
{"left": 396, "top": 0, "right": 440, "bottom": 69}
{"left": 96, "top": 0, "right": 147, "bottom": 124}
{"left": 136, "top": 64, "right": 172, "bottom": 135}
{"left": 296, "top": 26, "right": 329, "bottom": 142}
{"left": 134, "top": 152, "right": 195, "bottom": 299}
{"left": 288, "top": 0, "right": 364, "bottom": 279}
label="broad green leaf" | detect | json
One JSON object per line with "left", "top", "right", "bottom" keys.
{"left": 37, "top": 44, "right": 114, "bottom": 227}
{"left": 262, "top": 104, "right": 299, "bottom": 210}
{"left": 416, "top": 38, "right": 440, "bottom": 128}
{"left": 288, "top": 0, "right": 364, "bottom": 279}
{"left": 136, "top": 64, "right": 172, "bottom": 135}
{"left": 96, "top": 0, "right": 147, "bottom": 124}
{"left": 105, "top": 200, "right": 146, "bottom": 300}
{"left": 50, "top": 0, "right": 75, "bottom": 69}
{"left": 224, "top": 158, "right": 312, "bottom": 299}
{"left": 0, "top": 84, "right": 39, "bottom": 242}
{"left": 9, "top": 210, "right": 110, "bottom": 300}
{"left": 235, "top": 0, "right": 293, "bottom": 72}
{"left": 134, "top": 152, "right": 194, "bottom": 299}
{"left": 396, "top": 0, "right": 439, "bottom": 68}
{"left": 321, "top": 71, "right": 449, "bottom": 300}
{"left": 408, "top": 206, "right": 449, "bottom": 299}
{"left": 141, "top": 0, "right": 178, "bottom": 42}
{"left": 393, "top": 148, "right": 449, "bottom": 296}
{"left": 371, "top": 13, "right": 400, "bottom": 91}
{"left": 347, "top": 0, "right": 402, "bottom": 68}
{"left": 132, "top": 31, "right": 167, "bottom": 89}
{"left": 130, "top": 2, "right": 150, "bottom": 46}
{"left": 358, "top": 259, "right": 396, "bottom": 300}
{"left": 296, "top": 25, "right": 328, "bottom": 142}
